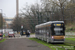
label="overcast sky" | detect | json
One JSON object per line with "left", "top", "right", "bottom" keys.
{"left": 0, "top": 0, "right": 40, "bottom": 18}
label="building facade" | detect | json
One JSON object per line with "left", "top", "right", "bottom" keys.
{"left": 4, "top": 17, "right": 13, "bottom": 29}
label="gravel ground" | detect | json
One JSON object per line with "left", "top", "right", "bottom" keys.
{"left": 0, "top": 38, "right": 51, "bottom": 50}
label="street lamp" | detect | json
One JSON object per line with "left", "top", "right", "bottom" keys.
{"left": 0, "top": 9, "right": 3, "bottom": 29}
{"left": 16, "top": 0, "right": 19, "bottom": 32}
{"left": 16, "top": 0, "right": 19, "bottom": 17}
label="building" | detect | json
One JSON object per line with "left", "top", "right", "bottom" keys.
{"left": 4, "top": 17, "right": 13, "bottom": 29}
{"left": 0, "top": 13, "right": 8, "bottom": 29}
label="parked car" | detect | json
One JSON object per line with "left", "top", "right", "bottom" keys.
{"left": 0, "top": 32, "right": 3, "bottom": 37}
{"left": 0, "top": 31, "right": 3, "bottom": 40}
{"left": 8, "top": 32, "right": 15, "bottom": 37}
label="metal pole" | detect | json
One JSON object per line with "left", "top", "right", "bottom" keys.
{"left": 16, "top": 0, "right": 19, "bottom": 32}
{"left": 3, "top": 13, "right": 6, "bottom": 34}
{"left": 16, "top": 0, "right": 19, "bottom": 17}
{"left": 61, "top": 6, "right": 64, "bottom": 21}
{"left": 63, "top": 6, "right": 64, "bottom": 21}
{"left": 37, "top": 0, "right": 40, "bottom": 24}
{"left": 0, "top": 9, "right": 3, "bottom": 29}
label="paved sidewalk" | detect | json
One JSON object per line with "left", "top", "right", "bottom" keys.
{"left": 0, "top": 38, "right": 51, "bottom": 50}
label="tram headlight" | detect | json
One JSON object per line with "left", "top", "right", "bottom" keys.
{"left": 52, "top": 36, "right": 54, "bottom": 39}
{"left": 64, "top": 36, "right": 65, "bottom": 38}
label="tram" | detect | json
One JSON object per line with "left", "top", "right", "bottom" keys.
{"left": 35, "top": 21, "right": 65, "bottom": 43}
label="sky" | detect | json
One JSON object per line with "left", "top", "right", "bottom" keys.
{"left": 0, "top": 0, "right": 40, "bottom": 18}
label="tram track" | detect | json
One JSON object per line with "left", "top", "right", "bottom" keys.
{"left": 50, "top": 42, "right": 75, "bottom": 50}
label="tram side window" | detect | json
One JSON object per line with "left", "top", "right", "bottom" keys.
{"left": 46, "top": 27, "right": 50, "bottom": 37}
{"left": 39, "top": 29, "right": 41, "bottom": 35}
{"left": 35, "top": 29, "right": 37, "bottom": 34}
{"left": 49, "top": 27, "right": 52, "bottom": 36}
{"left": 39, "top": 29, "right": 42, "bottom": 35}
{"left": 38, "top": 29, "right": 40, "bottom": 35}
{"left": 44, "top": 27, "right": 47, "bottom": 36}
{"left": 43, "top": 27, "right": 46, "bottom": 35}
{"left": 41, "top": 28, "right": 42, "bottom": 35}
{"left": 41, "top": 28, "right": 43, "bottom": 35}
{"left": 37, "top": 29, "right": 39, "bottom": 35}
{"left": 42, "top": 29, "right": 44, "bottom": 34}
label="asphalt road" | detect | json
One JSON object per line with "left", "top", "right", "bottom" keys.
{"left": 6, "top": 34, "right": 35, "bottom": 39}
{"left": 0, "top": 38, "right": 51, "bottom": 50}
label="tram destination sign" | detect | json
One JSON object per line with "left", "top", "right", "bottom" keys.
{"left": 54, "top": 24, "right": 62, "bottom": 26}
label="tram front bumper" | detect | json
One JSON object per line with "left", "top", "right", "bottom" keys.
{"left": 51, "top": 39, "right": 65, "bottom": 43}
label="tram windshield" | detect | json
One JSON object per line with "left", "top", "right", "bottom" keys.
{"left": 54, "top": 27, "right": 64, "bottom": 35}
{"left": 51, "top": 23, "right": 65, "bottom": 35}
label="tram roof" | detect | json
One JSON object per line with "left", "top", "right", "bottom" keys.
{"left": 35, "top": 21, "right": 64, "bottom": 28}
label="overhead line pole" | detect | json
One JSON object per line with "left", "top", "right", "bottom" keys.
{"left": 16, "top": 0, "right": 19, "bottom": 32}
{"left": 0, "top": 9, "right": 3, "bottom": 29}
{"left": 37, "top": 0, "right": 40, "bottom": 24}
{"left": 16, "top": 0, "right": 19, "bottom": 17}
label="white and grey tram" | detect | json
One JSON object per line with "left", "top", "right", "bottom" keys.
{"left": 35, "top": 21, "right": 65, "bottom": 43}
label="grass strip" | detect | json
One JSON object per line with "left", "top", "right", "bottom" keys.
{"left": 0, "top": 39, "right": 6, "bottom": 43}
{"left": 29, "top": 38, "right": 65, "bottom": 50}
{"left": 66, "top": 38, "right": 75, "bottom": 41}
